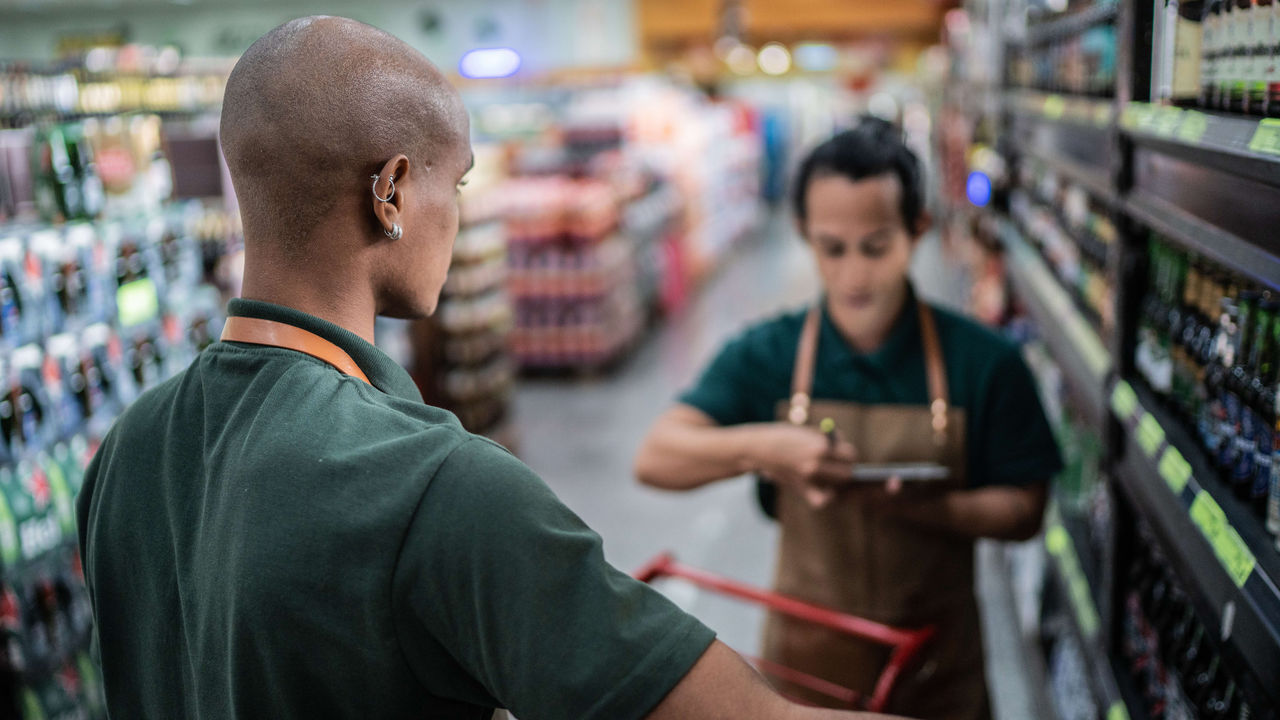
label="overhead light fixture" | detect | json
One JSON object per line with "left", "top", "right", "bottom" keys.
{"left": 726, "top": 45, "right": 756, "bottom": 75}
{"left": 793, "top": 43, "right": 837, "bottom": 72}
{"left": 757, "top": 43, "right": 791, "bottom": 76}
{"left": 459, "top": 48, "right": 521, "bottom": 79}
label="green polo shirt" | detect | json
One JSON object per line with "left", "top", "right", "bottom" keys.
{"left": 77, "top": 298, "right": 714, "bottom": 720}
{"left": 680, "top": 287, "right": 1062, "bottom": 489}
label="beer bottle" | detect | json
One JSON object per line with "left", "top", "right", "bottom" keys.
{"left": 1230, "top": 290, "right": 1259, "bottom": 493}
{"left": 1204, "top": 0, "right": 1225, "bottom": 107}
{"left": 1196, "top": 273, "right": 1225, "bottom": 451}
{"left": 1249, "top": 298, "right": 1278, "bottom": 515}
{"left": 1206, "top": 282, "right": 1240, "bottom": 472}
{"left": 1176, "top": 1, "right": 1208, "bottom": 106}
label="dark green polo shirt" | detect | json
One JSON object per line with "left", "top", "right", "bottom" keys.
{"left": 680, "top": 287, "right": 1062, "bottom": 488}
{"left": 76, "top": 298, "right": 713, "bottom": 720}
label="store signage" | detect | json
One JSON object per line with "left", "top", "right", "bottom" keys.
{"left": 1247, "top": 119, "right": 1280, "bottom": 157}
{"left": 1188, "top": 492, "right": 1256, "bottom": 588}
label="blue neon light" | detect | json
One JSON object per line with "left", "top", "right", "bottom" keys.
{"left": 459, "top": 48, "right": 522, "bottom": 79}
{"left": 966, "top": 171, "right": 992, "bottom": 207}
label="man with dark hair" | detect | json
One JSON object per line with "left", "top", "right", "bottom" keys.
{"left": 76, "top": 17, "right": 903, "bottom": 720}
{"left": 636, "top": 117, "right": 1061, "bottom": 719}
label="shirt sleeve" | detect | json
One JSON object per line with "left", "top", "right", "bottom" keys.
{"left": 392, "top": 439, "right": 716, "bottom": 720}
{"left": 677, "top": 329, "right": 777, "bottom": 426}
{"left": 969, "top": 347, "right": 1064, "bottom": 487}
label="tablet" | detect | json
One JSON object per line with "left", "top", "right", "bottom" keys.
{"left": 849, "top": 462, "right": 951, "bottom": 482}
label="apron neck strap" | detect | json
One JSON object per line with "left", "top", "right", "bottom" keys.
{"left": 220, "top": 316, "right": 373, "bottom": 386}
{"left": 788, "top": 300, "right": 950, "bottom": 439}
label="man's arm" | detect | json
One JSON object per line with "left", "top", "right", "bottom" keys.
{"left": 634, "top": 405, "right": 856, "bottom": 491}
{"left": 870, "top": 480, "right": 1048, "bottom": 541}
{"left": 645, "top": 640, "right": 908, "bottom": 720}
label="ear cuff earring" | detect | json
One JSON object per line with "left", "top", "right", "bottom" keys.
{"left": 371, "top": 174, "right": 395, "bottom": 202}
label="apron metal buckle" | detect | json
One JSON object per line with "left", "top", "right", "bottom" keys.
{"left": 789, "top": 393, "right": 811, "bottom": 425}
{"left": 931, "top": 399, "right": 948, "bottom": 445}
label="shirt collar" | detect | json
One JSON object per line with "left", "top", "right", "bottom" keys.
{"left": 818, "top": 282, "right": 922, "bottom": 371}
{"left": 224, "top": 298, "right": 424, "bottom": 403}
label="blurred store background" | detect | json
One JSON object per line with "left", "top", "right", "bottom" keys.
{"left": 1, "top": 0, "right": 1279, "bottom": 718}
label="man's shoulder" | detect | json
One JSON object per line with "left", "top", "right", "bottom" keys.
{"left": 722, "top": 304, "right": 809, "bottom": 362}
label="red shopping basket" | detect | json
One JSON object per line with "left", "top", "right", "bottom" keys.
{"left": 634, "top": 553, "right": 935, "bottom": 713}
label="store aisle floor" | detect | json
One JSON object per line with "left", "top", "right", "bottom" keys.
{"left": 509, "top": 217, "right": 1046, "bottom": 719}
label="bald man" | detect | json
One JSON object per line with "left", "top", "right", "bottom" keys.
{"left": 75, "top": 16, "right": 906, "bottom": 720}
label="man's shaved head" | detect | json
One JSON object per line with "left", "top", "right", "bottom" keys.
{"left": 220, "top": 16, "right": 467, "bottom": 252}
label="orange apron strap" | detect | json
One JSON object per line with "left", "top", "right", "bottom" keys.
{"left": 220, "top": 316, "right": 373, "bottom": 386}
{"left": 787, "top": 306, "right": 822, "bottom": 425}
{"left": 916, "top": 303, "right": 951, "bottom": 443}
{"left": 788, "top": 300, "right": 951, "bottom": 441}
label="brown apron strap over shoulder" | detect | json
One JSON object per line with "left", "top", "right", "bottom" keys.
{"left": 788, "top": 300, "right": 951, "bottom": 443}
{"left": 220, "top": 316, "right": 373, "bottom": 386}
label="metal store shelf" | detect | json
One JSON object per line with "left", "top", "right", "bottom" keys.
{"left": 1044, "top": 505, "right": 1133, "bottom": 720}
{"left": 1109, "top": 379, "right": 1280, "bottom": 709}
{"left": 1000, "top": 220, "right": 1113, "bottom": 427}
{"left": 1125, "top": 189, "right": 1280, "bottom": 292}
{"left": 1121, "top": 103, "right": 1280, "bottom": 189}
{"left": 1021, "top": 2, "right": 1120, "bottom": 45}
{"left": 1007, "top": 90, "right": 1116, "bottom": 131}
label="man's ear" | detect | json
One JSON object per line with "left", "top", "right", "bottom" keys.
{"left": 371, "top": 154, "right": 412, "bottom": 239}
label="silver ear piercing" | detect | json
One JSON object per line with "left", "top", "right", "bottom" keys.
{"left": 371, "top": 174, "right": 395, "bottom": 202}
{"left": 384, "top": 223, "right": 403, "bottom": 241}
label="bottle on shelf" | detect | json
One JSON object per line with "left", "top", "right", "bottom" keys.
{"left": 1171, "top": 0, "right": 1207, "bottom": 106}
{"left": 1203, "top": 0, "right": 1225, "bottom": 107}
{"left": 1268, "top": 0, "right": 1280, "bottom": 116}
{"left": 1248, "top": 297, "right": 1278, "bottom": 517}
{"left": 1229, "top": 290, "right": 1259, "bottom": 495}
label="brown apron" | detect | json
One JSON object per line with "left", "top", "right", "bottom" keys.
{"left": 761, "top": 302, "right": 990, "bottom": 720}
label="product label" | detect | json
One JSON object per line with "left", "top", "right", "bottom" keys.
{"left": 1173, "top": 15, "right": 1204, "bottom": 98}
{"left": 117, "top": 277, "right": 159, "bottom": 327}
{"left": 1189, "top": 491, "right": 1256, "bottom": 587}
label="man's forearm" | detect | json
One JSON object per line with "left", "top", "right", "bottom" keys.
{"left": 635, "top": 420, "right": 767, "bottom": 490}
{"left": 890, "top": 483, "right": 1047, "bottom": 541}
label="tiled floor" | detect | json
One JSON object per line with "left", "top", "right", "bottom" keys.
{"left": 509, "top": 217, "right": 1050, "bottom": 719}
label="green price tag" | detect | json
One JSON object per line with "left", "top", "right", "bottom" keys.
{"left": 1136, "top": 413, "right": 1165, "bottom": 457}
{"left": 117, "top": 277, "right": 159, "bottom": 327}
{"left": 1044, "top": 95, "right": 1066, "bottom": 120}
{"left": 1248, "top": 118, "right": 1280, "bottom": 156}
{"left": 1046, "top": 523, "right": 1101, "bottom": 638}
{"left": 1189, "top": 492, "right": 1257, "bottom": 587}
{"left": 1121, "top": 102, "right": 1148, "bottom": 130}
{"left": 1093, "top": 102, "right": 1113, "bottom": 128}
{"left": 1111, "top": 380, "right": 1138, "bottom": 421}
{"left": 1158, "top": 447, "right": 1193, "bottom": 494}
{"left": 1107, "top": 701, "right": 1131, "bottom": 720}
{"left": 1152, "top": 106, "right": 1184, "bottom": 137}
{"left": 1176, "top": 111, "right": 1209, "bottom": 143}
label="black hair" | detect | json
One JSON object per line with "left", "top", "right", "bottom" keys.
{"left": 790, "top": 116, "right": 923, "bottom": 232}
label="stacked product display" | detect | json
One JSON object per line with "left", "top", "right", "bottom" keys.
{"left": 944, "top": 0, "right": 1280, "bottom": 717}
{"left": 504, "top": 176, "right": 646, "bottom": 371}
{"left": 0, "top": 81, "right": 235, "bottom": 716}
